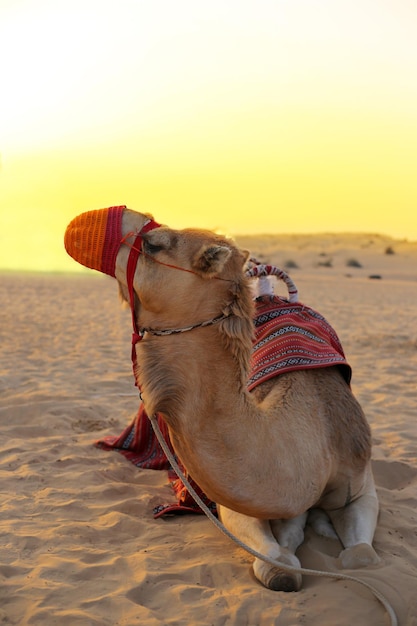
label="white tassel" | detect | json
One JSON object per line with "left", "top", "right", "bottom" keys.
{"left": 257, "top": 276, "right": 274, "bottom": 297}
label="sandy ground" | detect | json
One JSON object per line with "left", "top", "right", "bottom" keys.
{"left": 1, "top": 233, "right": 417, "bottom": 626}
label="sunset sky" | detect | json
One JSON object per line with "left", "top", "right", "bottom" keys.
{"left": 1, "top": 0, "right": 416, "bottom": 271}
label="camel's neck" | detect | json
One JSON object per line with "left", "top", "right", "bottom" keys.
{"left": 136, "top": 323, "right": 253, "bottom": 428}
{"left": 135, "top": 278, "right": 255, "bottom": 427}
{"left": 133, "top": 280, "right": 264, "bottom": 508}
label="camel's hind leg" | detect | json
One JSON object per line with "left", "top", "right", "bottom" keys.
{"left": 217, "top": 505, "right": 306, "bottom": 592}
{"left": 327, "top": 465, "right": 381, "bottom": 569}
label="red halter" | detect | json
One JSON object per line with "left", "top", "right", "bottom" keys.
{"left": 122, "top": 218, "right": 161, "bottom": 381}
{"left": 122, "top": 219, "right": 234, "bottom": 390}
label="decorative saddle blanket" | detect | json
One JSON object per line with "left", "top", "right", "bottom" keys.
{"left": 249, "top": 295, "right": 351, "bottom": 389}
{"left": 97, "top": 295, "right": 350, "bottom": 517}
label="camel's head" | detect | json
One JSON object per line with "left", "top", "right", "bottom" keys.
{"left": 65, "top": 206, "right": 251, "bottom": 329}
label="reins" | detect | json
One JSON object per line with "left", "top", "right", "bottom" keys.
{"left": 123, "top": 224, "right": 397, "bottom": 626}
{"left": 121, "top": 228, "right": 233, "bottom": 282}
{"left": 122, "top": 219, "right": 237, "bottom": 384}
{"left": 122, "top": 221, "right": 237, "bottom": 348}
{"left": 140, "top": 311, "right": 232, "bottom": 337}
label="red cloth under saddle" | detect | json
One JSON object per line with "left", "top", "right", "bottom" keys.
{"left": 96, "top": 295, "right": 350, "bottom": 517}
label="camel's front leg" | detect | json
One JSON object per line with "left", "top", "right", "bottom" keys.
{"left": 217, "top": 505, "right": 306, "bottom": 591}
{"left": 327, "top": 465, "right": 381, "bottom": 569}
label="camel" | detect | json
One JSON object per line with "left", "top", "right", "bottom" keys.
{"left": 65, "top": 207, "right": 381, "bottom": 593}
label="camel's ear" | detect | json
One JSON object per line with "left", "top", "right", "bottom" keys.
{"left": 192, "top": 245, "right": 232, "bottom": 277}
{"left": 241, "top": 249, "right": 251, "bottom": 265}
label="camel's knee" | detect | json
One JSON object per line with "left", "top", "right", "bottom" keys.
{"left": 328, "top": 484, "right": 381, "bottom": 569}
{"left": 329, "top": 492, "right": 379, "bottom": 549}
{"left": 218, "top": 506, "right": 304, "bottom": 592}
{"left": 253, "top": 547, "right": 302, "bottom": 592}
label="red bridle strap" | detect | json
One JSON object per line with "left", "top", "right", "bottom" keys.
{"left": 123, "top": 219, "right": 161, "bottom": 379}
{"left": 122, "top": 218, "right": 234, "bottom": 387}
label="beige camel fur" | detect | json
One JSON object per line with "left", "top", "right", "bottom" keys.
{"left": 114, "top": 209, "right": 380, "bottom": 592}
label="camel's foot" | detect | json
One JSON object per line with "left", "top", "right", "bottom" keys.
{"left": 253, "top": 547, "right": 302, "bottom": 592}
{"left": 338, "top": 543, "right": 381, "bottom": 569}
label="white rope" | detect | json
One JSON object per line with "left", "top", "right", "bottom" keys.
{"left": 245, "top": 264, "right": 299, "bottom": 303}
{"left": 149, "top": 414, "right": 397, "bottom": 626}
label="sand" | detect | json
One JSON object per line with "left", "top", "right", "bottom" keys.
{"left": 1, "top": 233, "right": 417, "bottom": 626}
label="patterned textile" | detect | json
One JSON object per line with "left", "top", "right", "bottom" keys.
{"left": 97, "top": 294, "right": 350, "bottom": 517}
{"left": 249, "top": 295, "right": 351, "bottom": 389}
{"left": 97, "top": 407, "right": 218, "bottom": 517}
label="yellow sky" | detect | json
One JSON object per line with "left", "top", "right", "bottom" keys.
{"left": 1, "top": 0, "right": 416, "bottom": 271}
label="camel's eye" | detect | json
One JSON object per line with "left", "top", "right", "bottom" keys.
{"left": 143, "top": 240, "right": 164, "bottom": 255}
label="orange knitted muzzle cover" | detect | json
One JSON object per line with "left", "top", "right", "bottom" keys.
{"left": 64, "top": 206, "right": 125, "bottom": 277}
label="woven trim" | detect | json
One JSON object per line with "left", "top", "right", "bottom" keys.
{"left": 101, "top": 205, "right": 125, "bottom": 276}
